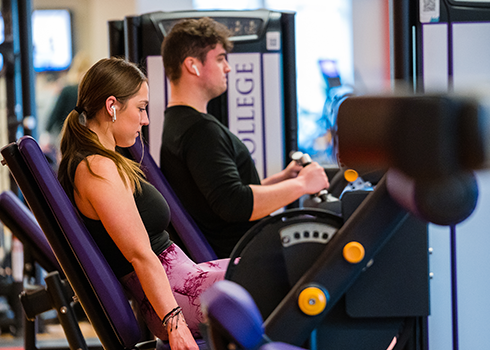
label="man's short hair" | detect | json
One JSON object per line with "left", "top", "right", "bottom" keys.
{"left": 161, "top": 17, "right": 233, "bottom": 82}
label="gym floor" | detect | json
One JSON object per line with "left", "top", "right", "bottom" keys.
{"left": 0, "top": 321, "right": 99, "bottom": 349}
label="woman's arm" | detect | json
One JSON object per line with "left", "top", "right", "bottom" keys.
{"left": 74, "top": 156, "right": 197, "bottom": 350}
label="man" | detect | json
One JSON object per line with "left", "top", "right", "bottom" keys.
{"left": 160, "top": 17, "right": 329, "bottom": 258}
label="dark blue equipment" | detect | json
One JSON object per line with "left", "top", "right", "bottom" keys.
{"left": 127, "top": 138, "right": 217, "bottom": 262}
{"left": 201, "top": 94, "right": 483, "bottom": 350}
{"left": 1, "top": 136, "right": 208, "bottom": 350}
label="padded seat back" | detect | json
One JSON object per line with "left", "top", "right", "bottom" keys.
{"left": 128, "top": 138, "right": 217, "bottom": 262}
{"left": 1, "top": 136, "right": 142, "bottom": 350}
{"left": 0, "top": 190, "right": 61, "bottom": 273}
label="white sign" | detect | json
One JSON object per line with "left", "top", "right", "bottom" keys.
{"left": 227, "top": 53, "right": 265, "bottom": 178}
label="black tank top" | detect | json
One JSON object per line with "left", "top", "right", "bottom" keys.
{"left": 81, "top": 180, "right": 173, "bottom": 278}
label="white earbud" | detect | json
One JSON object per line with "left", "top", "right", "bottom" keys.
{"left": 192, "top": 65, "right": 200, "bottom": 76}
{"left": 111, "top": 105, "right": 116, "bottom": 123}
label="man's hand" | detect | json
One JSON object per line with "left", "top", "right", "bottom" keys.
{"left": 297, "top": 161, "right": 330, "bottom": 195}
{"left": 283, "top": 160, "right": 303, "bottom": 179}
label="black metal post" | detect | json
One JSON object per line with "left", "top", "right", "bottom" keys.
{"left": 391, "top": 0, "right": 414, "bottom": 89}
{"left": 281, "top": 12, "right": 298, "bottom": 165}
{"left": 17, "top": 0, "right": 37, "bottom": 138}
{"left": 2, "top": 0, "right": 23, "bottom": 145}
{"left": 108, "top": 20, "right": 125, "bottom": 58}
{"left": 45, "top": 271, "right": 88, "bottom": 350}
{"left": 124, "top": 16, "right": 141, "bottom": 65}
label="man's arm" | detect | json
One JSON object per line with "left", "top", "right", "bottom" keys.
{"left": 249, "top": 161, "right": 329, "bottom": 221}
{"left": 184, "top": 120, "right": 329, "bottom": 222}
{"left": 261, "top": 160, "right": 303, "bottom": 185}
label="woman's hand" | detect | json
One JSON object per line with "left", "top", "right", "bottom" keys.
{"left": 167, "top": 318, "right": 199, "bottom": 350}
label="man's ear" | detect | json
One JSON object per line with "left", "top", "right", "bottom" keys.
{"left": 183, "top": 57, "right": 200, "bottom": 76}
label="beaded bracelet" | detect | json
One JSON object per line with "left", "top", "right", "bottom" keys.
{"left": 162, "top": 306, "right": 186, "bottom": 332}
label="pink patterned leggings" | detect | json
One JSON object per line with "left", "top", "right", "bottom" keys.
{"left": 120, "top": 244, "right": 229, "bottom": 340}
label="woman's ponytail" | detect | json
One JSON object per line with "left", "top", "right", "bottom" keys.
{"left": 57, "top": 57, "right": 148, "bottom": 200}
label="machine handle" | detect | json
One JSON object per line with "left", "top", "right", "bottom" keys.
{"left": 291, "top": 151, "right": 328, "bottom": 202}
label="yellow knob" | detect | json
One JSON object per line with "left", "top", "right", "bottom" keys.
{"left": 298, "top": 287, "right": 327, "bottom": 316}
{"left": 343, "top": 241, "right": 365, "bottom": 264}
{"left": 344, "top": 169, "right": 359, "bottom": 183}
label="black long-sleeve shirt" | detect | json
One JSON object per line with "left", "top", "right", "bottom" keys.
{"left": 160, "top": 106, "right": 261, "bottom": 258}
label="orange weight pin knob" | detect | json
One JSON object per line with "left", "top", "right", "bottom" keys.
{"left": 343, "top": 241, "right": 365, "bottom": 264}
{"left": 298, "top": 287, "right": 327, "bottom": 316}
{"left": 344, "top": 169, "right": 359, "bottom": 183}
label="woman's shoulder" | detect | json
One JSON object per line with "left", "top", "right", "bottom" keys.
{"left": 76, "top": 154, "right": 119, "bottom": 180}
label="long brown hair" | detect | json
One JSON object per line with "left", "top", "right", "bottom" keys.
{"left": 58, "top": 57, "right": 148, "bottom": 202}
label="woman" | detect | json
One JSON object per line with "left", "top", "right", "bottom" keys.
{"left": 58, "top": 57, "right": 228, "bottom": 350}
